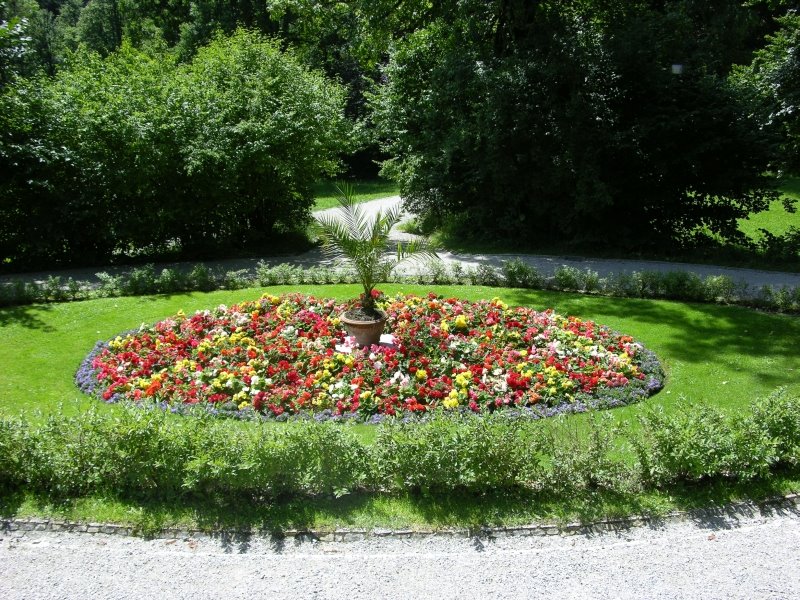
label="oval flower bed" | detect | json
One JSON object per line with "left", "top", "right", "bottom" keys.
{"left": 77, "top": 293, "right": 664, "bottom": 422}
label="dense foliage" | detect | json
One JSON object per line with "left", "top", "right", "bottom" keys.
{"left": 1, "top": 388, "right": 798, "bottom": 499}
{"left": 0, "top": 30, "right": 354, "bottom": 268}
{"left": 1, "top": 1, "right": 799, "bottom": 267}
{"left": 733, "top": 12, "right": 800, "bottom": 175}
{"left": 372, "top": 0, "right": 781, "bottom": 248}
{"left": 78, "top": 293, "right": 664, "bottom": 420}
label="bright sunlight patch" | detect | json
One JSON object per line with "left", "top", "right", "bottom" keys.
{"left": 76, "top": 293, "right": 664, "bottom": 422}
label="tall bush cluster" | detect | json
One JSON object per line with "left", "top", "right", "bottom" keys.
{"left": 0, "top": 29, "right": 355, "bottom": 270}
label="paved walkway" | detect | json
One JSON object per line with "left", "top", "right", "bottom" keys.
{"left": 2, "top": 197, "right": 799, "bottom": 290}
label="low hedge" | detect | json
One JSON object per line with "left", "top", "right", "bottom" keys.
{"left": 1, "top": 259, "right": 798, "bottom": 313}
{"left": 1, "top": 389, "right": 798, "bottom": 501}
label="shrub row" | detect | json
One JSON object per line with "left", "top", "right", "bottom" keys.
{"left": 2, "top": 259, "right": 799, "bottom": 313}
{"left": 1, "top": 389, "right": 798, "bottom": 500}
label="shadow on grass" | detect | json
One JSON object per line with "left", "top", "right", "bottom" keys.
{"left": 0, "top": 303, "right": 55, "bottom": 331}
{"left": 5, "top": 472, "right": 797, "bottom": 546}
{"left": 504, "top": 289, "right": 800, "bottom": 391}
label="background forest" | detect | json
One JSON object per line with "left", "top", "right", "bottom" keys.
{"left": 1, "top": 0, "right": 799, "bottom": 271}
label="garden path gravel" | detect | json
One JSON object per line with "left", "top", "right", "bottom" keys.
{"left": 2, "top": 197, "right": 800, "bottom": 292}
{"left": 2, "top": 502, "right": 800, "bottom": 599}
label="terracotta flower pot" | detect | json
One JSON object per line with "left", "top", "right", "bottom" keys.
{"left": 340, "top": 309, "right": 388, "bottom": 347}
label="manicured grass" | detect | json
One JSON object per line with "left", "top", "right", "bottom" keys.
{"left": 5, "top": 473, "right": 799, "bottom": 534}
{"left": 3, "top": 284, "right": 798, "bottom": 419}
{"left": 738, "top": 176, "right": 800, "bottom": 240}
{"left": 312, "top": 179, "right": 399, "bottom": 210}
{"left": 2, "top": 285, "right": 799, "bottom": 530}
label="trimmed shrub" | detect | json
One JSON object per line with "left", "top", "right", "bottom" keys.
{"left": 1, "top": 390, "right": 800, "bottom": 503}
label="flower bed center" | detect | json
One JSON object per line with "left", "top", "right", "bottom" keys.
{"left": 77, "top": 293, "right": 664, "bottom": 422}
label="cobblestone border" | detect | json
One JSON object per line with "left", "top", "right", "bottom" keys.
{"left": 2, "top": 493, "right": 798, "bottom": 544}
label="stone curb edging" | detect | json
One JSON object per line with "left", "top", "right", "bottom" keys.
{"left": 2, "top": 492, "right": 799, "bottom": 544}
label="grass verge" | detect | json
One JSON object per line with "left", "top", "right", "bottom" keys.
{"left": 4, "top": 474, "right": 799, "bottom": 535}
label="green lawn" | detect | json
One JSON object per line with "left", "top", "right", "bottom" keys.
{"left": 738, "top": 176, "right": 800, "bottom": 240}
{"left": 2, "top": 284, "right": 800, "bottom": 530}
{"left": 2, "top": 284, "right": 799, "bottom": 420}
{"left": 312, "top": 179, "right": 399, "bottom": 210}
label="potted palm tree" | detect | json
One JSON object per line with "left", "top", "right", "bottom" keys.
{"left": 314, "top": 184, "right": 437, "bottom": 346}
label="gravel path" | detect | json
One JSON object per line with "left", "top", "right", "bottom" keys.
{"left": 2, "top": 503, "right": 800, "bottom": 599}
{"left": 2, "top": 196, "right": 799, "bottom": 291}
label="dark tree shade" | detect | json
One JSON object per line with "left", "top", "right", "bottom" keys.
{"left": 372, "top": 0, "right": 778, "bottom": 248}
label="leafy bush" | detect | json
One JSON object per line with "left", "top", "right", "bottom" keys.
{"left": 0, "top": 30, "right": 355, "bottom": 270}
{"left": 468, "top": 264, "right": 502, "bottom": 287}
{"left": 371, "top": 416, "right": 538, "bottom": 493}
{"left": 751, "top": 388, "right": 800, "bottom": 467}
{"left": 630, "top": 404, "right": 777, "bottom": 485}
{"left": 660, "top": 271, "right": 706, "bottom": 301}
{"left": 2, "top": 389, "right": 799, "bottom": 504}
{"left": 502, "top": 259, "right": 543, "bottom": 289}
{"left": 0, "top": 418, "right": 26, "bottom": 494}
{"left": 543, "top": 415, "right": 635, "bottom": 493}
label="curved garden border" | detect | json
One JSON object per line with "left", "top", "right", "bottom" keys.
{"left": 76, "top": 293, "right": 664, "bottom": 422}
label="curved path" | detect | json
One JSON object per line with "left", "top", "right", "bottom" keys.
{"left": 2, "top": 196, "right": 799, "bottom": 291}
{"left": 2, "top": 501, "right": 800, "bottom": 599}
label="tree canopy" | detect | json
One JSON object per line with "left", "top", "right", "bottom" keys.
{"left": 1, "top": 0, "right": 798, "bottom": 268}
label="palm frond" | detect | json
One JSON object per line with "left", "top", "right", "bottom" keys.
{"left": 313, "top": 182, "right": 440, "bottom": 302}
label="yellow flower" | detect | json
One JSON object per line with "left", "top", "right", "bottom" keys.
{"left": 440, "top": 320, "right": 450, "bottom": 333}
{"left": 443, "top": 397, "right": 459, "bottom": 409}
{"left": 454, "top": 315, "right": 468, "bottom": 330}
{"left": 491, "top": 297, "right": 508, "bottom": 310}
{"left": 455, "top": 372, "right": 472, "bottom": 388}
{"left": 416, "top": 369, "right": 428, "bottom": 381}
